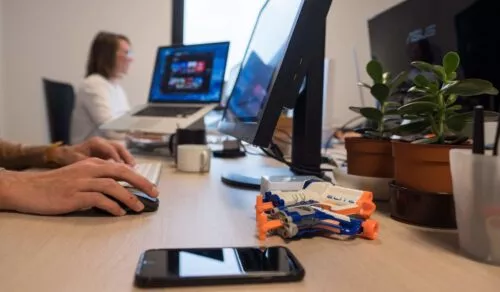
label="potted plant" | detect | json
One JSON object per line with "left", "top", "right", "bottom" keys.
{"left": 390, "top": 51, "right": 499, "bottom": 227}
{"left": 345, "top": 59, "right": 407, "bottom": 179}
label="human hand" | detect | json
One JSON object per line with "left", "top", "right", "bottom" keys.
{"left": 0, "top": 158, "right": 158, "bottom": 216}
{"left": 51, "top": 137, "right": 136, "bottom": 167}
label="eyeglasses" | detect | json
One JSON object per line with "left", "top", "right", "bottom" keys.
{"left": 118, "top": 49, "right": 134, "bottom": 58}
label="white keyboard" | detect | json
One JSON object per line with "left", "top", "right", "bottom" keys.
{"left": 119, "top": 162, "right": 162, "bottom": 187}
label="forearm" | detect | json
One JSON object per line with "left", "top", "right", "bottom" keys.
{"left": 0, "top": 169, "right": 19, "bottom": 211}
{"left": 0, "top": 140, "right": 54, "bottom": 170}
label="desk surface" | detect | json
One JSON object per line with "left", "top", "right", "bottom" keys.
{"left": 0, "top": 154, "right": 499, "bottom": 292}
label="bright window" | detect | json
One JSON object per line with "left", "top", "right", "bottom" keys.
{"left": 183, "top": 0, "right": 267, "bottom": 79}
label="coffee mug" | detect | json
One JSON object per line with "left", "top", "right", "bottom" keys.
{"left": 169, "top": 128, "right": 207, "bottom": 159}
{"left": 177, "top": 144, "right": 211, "bottom": 173}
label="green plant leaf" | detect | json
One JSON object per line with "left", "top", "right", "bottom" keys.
{"left": 408, "top": 86, "right": 428, "bottom": 94}
{"left": 429, "top": 81, "right": 440, "bottom": 93}
{"left": 414, "top": 74, "right": 430, "bottom": 88}
{"left": 393, "top": 120, "right": 431, "bottom": 136}
{"left": 366, "top": 60, "right": 383, "bottom": 83}
{"left": 359, "top": 107, "right": 383, "bottom": 122}
{"left": 427, "top": 114, "right": 439, "bottom": 135}
{"left": 446, "top": 93, "right": 458, "bottom": 106}
{"left": 446, "top": 114, "right": 467, "bottom": 132}
{"left": 433, "top": 65, "right": 447, "bottom": 81}
{"left": 357, "top": 82, "right": 371, "bottom": 89}
{"left": 370, "top": 84, "right": 390, "bottom": 104}
{"left": 446, "top": 105, "right": 462, "bottom": 112}
{"left": 385, "top": 101, "right": 401, "bottom": 108}
{"left": 410, "top": 95, "right": 436, "bottom": 103}
{"left": 385, "top": 109, "right": 400, "bottom": 115}
{"left": 398, "top": 101, "right": 439, "bottom": 115}
{"left": 441, "top": 81, "right": 459, "bottom": 92}
{"left": 443, "top": 51, "right": 460, "bottom": 75}
{"left": 446, "top": 105, "right": 463, "bottom": 117}
{"left": 388, "top": 71, "right": 408, "bottom": 91}
{"left": 412, "top": 136, "right": 439, "bottom": 144}
{"left": 411, "top": 61, "right": 434, "bottom": 72}
{"left": 448, "top": 72, "right": 457, "bottom": 81}
{"left": 383, "top": 72, "right": 392, "bottom": 84}
{"left": 445, "top": 79, "right": 499, "bottom": 96}
{"left": 348, "top": 106, "right": 362, "bottom": 114}
{"left": 404, "top": 114, "right": 425, "bottom": 120}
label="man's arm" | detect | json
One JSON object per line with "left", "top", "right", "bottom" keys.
{"left": 0, "top": 139, "right": 59, "bottom": 170}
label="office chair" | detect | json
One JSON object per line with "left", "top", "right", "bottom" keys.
{"left": 42, "top": 78, "right": 75, "bottom": 145}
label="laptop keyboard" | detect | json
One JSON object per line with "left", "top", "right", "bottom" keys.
{"left": 133, "top": 106, "right": 202, "bottom": 117}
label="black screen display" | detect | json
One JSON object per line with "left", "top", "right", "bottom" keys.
{"left": 138, "top": 247, "right": 300, "bottom": 279}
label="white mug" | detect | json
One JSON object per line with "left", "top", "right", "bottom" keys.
{"left": 177, "top": 144, "right": 211, "bottom": 173}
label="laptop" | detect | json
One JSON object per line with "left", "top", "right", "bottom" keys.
{"left": 100, "top": 42, "right": 230, "bottom": 134}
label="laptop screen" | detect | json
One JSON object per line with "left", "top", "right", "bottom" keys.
{"left": 148, "top": 42, "right": 230, "bottom": 103}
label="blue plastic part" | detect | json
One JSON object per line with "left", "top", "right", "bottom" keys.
{"left": 263, "top": 191, "right": 273, "bottom": 202}
{"left": 273, "top": 206, "right": 364, "bottom": 238}
{"left": 263, "top": 192, "right": 288, "bottom": 207}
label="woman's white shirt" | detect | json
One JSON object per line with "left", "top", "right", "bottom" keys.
{"left": 71, "top": 74, "right": 130, "bottom": 144}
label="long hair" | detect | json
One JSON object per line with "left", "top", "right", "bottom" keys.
{"left": 85, "top": 31, "right": 130, "bottom": 78}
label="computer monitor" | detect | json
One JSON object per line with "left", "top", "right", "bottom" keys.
{"left": 218, "top": 0, "right": 332, "bottom": 189}
{"left": 368, "top": 0, "right": 500, "bottom": 112}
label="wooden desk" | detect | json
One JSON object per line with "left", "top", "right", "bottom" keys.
{"left": 0, "top": 154, "right": 499, "bottom": 292}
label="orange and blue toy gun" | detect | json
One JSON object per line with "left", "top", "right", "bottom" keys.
{"left": 255, "top": 195, "right": 378, "bottom": 241}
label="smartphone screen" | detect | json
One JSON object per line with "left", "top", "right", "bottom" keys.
{"left": 134, "top": 246, "right": 305, "bottom": 287}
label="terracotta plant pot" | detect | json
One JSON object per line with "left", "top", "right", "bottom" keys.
{"left": 392, "top": 141, "right": 470, "bottom": 194}
{"left": 390, "top": 140, "right": 471, "bottom": 228}
{"left": 345, "top": 137, "right": 393, "bottom": 178}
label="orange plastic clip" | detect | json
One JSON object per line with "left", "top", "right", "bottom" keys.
{"left": 256, "top": 212, "right": 283, "bottom": 241}
{"left": 255, "top": 194, "right": 274, "bottom": 215}
{"left": 255, "top": 194, "right": 283, "bottom": 240}
{"left": 360, "top": 219, "right": 379, "bottom": 240}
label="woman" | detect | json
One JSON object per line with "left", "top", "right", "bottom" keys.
{"left": 71, "top": 31, "right": 133, "bottom": 144}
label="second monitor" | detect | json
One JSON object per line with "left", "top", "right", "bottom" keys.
{"left": 218, "top": 0, "right": 333, "bottom": 189}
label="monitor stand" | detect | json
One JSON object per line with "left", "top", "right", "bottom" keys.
{"left": 221, "top": 167, "right": 294, "bottom": 189}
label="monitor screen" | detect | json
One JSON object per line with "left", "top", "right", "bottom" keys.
{"left": 369, "top": 0, "right": 500, "bottom": 111}
{"left": 217, "top": 0, "right": 332, "bottom": 188}
{"left": 148, "top": 42, "right": 230, "bottom": 103}
{"left": 222, "top": 0, "right": 303, "bottom": 124}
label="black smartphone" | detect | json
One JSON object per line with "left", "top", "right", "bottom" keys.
{"left": 134, "top": 246, "right": 305, "bottom": 288}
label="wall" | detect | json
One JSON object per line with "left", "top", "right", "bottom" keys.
{"left": 2, "top": 0, "right": 171, "bottom": 143}
{"left": 324, "top": 0, "right": 406, "bottom": 129}
{"left": 1, "top": 0, "right": 406, "bottom": 143}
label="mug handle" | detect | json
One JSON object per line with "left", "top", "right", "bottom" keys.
{"left": 200, "top": 150, "right": 210, "bottom": 172}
